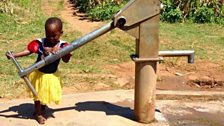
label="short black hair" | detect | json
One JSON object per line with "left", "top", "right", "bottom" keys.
{"left": 45, "top": 17, "right": 63, "bottom": 31}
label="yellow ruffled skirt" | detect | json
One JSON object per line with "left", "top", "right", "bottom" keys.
{"left": 28, "top": 70, "right": 62, "bottom": 105}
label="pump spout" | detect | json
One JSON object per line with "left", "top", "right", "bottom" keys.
{"left": 159, "top": 50, "right": 195, "bottom": 63}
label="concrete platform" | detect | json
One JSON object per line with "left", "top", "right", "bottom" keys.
{"left": 0, "top": 90, "right": 224, "bottom": 126}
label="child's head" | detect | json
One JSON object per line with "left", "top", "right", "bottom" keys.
{"left": 45, "top": 17, "right": 63, "bottom": 45}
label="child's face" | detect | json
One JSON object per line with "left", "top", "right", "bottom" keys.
{"left": 45, "top": 24, "right": 62, "bottom": 45}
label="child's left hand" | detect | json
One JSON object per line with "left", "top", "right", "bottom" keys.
{"left": 61, "top": 43, "right": 71, "bottom": 63}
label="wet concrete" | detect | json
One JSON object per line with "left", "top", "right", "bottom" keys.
{"left": 158, "top": 100, "right": 224, "bottom": 126}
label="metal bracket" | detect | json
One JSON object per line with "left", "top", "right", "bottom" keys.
{"left": 130, "top": 54, "right": 163, "bottom": 62}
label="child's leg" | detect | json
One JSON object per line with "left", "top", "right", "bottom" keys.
{"left": 41, "top": 105, "right": 47, "bottom": 116}
{"left": 34, "top": 101, "right": 42, "bottom": 115}
{"left": 34, "top": 101, "right": 46, "bottom": 124}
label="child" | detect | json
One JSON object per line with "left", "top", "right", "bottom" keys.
{"left": 6, "top": 17, "right": 72, "bottom": 124}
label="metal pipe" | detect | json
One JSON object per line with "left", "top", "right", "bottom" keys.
{"left": 159, "top": 50, "right": 195, "bottom": 63}
{"left": 19, "top": 21, "right": 115, "bottom": 77}
{"left": 6, "top": 51, "right": 38, "bottom": 96}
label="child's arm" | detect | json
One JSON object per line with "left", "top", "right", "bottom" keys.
{"left": 13, "top": 50, "right": 31, "bottom": 58}
{"left": 43, "top": 42, "right": 71, "bottom": 63}
{"left": 6, "top": 40, "right": 39, "bottom": 59}
{"left": 6, "top": 49, "right": 31, "bottom": 59}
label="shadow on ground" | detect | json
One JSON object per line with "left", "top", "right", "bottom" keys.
{"left": 0, "top": 103, "right": 34, "bottom": 119}
{"left": 74, "top": 101, "right": 134, "bottom": 119}
{"left": 0, "top": 101, "right": 134, "bottom": 120}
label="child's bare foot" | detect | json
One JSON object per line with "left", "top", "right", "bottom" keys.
{"left": 35, "top": 114, "right": 46, "bottom": 124}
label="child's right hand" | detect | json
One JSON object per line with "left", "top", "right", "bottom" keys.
{"left": 44, "top": 45, "right": 60, "bottom": 55}
{"left": 5, "top": 52, "right": 13, "bottom": 59}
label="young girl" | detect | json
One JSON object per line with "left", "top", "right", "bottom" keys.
{"left": 6, "top": 17, "right": 72, "bottom": 124}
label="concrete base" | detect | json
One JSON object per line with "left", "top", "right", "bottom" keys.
{"left": 0, "top": 90, "right": 168, "bottom": 126}
{"left": 1, "top": 89, "right": 224, "bottom": 126}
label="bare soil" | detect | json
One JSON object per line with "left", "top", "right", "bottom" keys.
{"left": 60, "top": 0, "right": 102, "bottom": 34}
{"left": 103, "top": 60, "right": 224, "bottom": 91}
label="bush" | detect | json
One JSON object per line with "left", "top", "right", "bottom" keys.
{"left": 70, "top": 0, "right": 92, "bottom": 12}
{"left": 161, "top": 0, "right": 224, "bottom": 24}
{"left": 71, "top": 0, "right": 128, "bottom": 21}
{"left": 72, "top": 0, "right": 224, "bottom": 23}
{"left": 160, "top": 1, "right": 183, "bottom": 23}
{"left": 193, "top": 7, "right": 214, "bottom": 23}
{"left": 87, "top": 2, "right": 121, "bottom": 21}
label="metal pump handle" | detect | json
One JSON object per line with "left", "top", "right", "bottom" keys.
{"left": 6, "top": 51, "right": 38, "bottom": 96}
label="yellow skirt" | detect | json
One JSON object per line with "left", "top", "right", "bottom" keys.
{"left": 28, "top": 70, "right": 62, "bottom": 105}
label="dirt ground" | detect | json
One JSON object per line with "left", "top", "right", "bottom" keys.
{"left": 104, "top": 60, "right": 224, "bottom": 91}
{"left": 57, "top": 0, "right": 224, "bottom": 94}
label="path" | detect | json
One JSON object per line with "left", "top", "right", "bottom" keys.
{"left": 60, "top": 0, "right": 102, "bottom": 34}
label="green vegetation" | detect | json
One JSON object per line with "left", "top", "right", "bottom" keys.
{"left": 0, "top": 0, "right": 224, "bottom": 99}
{"left": 160, "top": 0, "right": 224, "bottom": 24}
{"left": 70, "top": 0, "right": 129, "bottom": 21}
{"left": 72, "top": 0, "right": 224, "bottom": 24}
{"left": 86, "top": 2, "right": 124, "bottom": 21}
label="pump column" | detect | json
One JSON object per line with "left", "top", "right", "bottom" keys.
{"left": 113, "top": 0, "right": 161, "bottom": 123}
{"left": 133, "top": 15, "right": 160, "bottom": 123}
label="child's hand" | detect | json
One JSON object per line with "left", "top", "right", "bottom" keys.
{"left": 5, "top": 52, "right": 13, "bottom": 59}
{"left": 61, "top": 43, "right": 71, "bottom": 63}
{"left": 44, "top": 45, "right": 60, "bottom": 55}
{"left": 44, "top": 47, "right": 53, "bottom": 55}
{"left": 51, "top": 45, "right": 60, "bottom": 54}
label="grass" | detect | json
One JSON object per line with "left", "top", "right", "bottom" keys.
{"left": 0, "top": 0, "right": 224, "bottom": 99}
{"left": 160, "top": 23, "right": 224, "bottom": 62}
{"left": 0, "top": 0, "right": 46, "bottom": 98}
